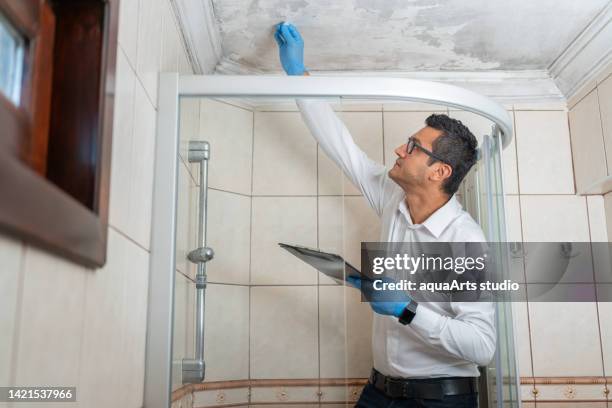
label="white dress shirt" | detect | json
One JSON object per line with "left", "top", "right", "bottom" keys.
{"left": 296, "top": 98, "right": 496, "bottom": 379}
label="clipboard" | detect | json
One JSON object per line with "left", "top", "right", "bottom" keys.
{"left": 278, "top": 243, "right": 371, "bottom": 284}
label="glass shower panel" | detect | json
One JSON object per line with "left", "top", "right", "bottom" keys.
{"left": 168, "top": 94, "right": 518, "bottom": 408}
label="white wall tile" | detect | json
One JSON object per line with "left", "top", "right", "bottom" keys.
{"left": 319, "top": 286, "right": 373, "bottom": 378}
{"left": 515, "top": 111, "right": 575, "bottom": 194}
{"left": 161, "top": 0, "right": 180, "bottom": 73}
{"left": 0, "top": 235, "right": 23, "bottom": 387}
{"left": 448, "top": 110, "right": 494, "bottom": 146}
{"left": 15, "top": 246, "right": 87, "bottom": 387}
{"left": 587, "top": 196, "right": 609, "bottom": 242}
{"left": 529, "top": 302, "right": 603, "bottom": 376}
{"left": 503, "top": 111, "right": 519, "bottom": 195}
{"left": 200, "top": 99, "right": 253, "bottom": 195}
{"left": 250, "top": 286, "right": 318, "bottom": 379}
{"left": 129, "top": 82, "right": 157, "bottom": 249}
{"left": 179, "top": 97, "right": 200, "bottom": 176}
{"left": 511, "top": 302, "right": 533, "bottom": 377}
{"left": 136, "top": 0, "right": 163, "bottom": 105}
{"left": 606, "top": 192, "right": 612, "bottom": 241}
{"left": 383, "top": 111, "right": 445, "bottom": 167}
{"left": 253, "top": 111, "right": 317, "bottom": 195}
{"left": 79, "top": 228, "right": 149, "bottom": 407}
{"left": 204, "top": 284, "right": 249, "bottom": 381}
{"left": 206, "top": 189, "right": 251, "bottom": 285}
{"left": 117, "top": 0, "right": 139, "bottom": 67}
{"left": 597, "top": 76, "right": 612, "bottom": 174}
{"left": 597, "top": 301, "right": 612, "bottom": 381}
{"left": 318, "top": 196, "right": 380, "bottom": 281}
{"left": 109, "top": 49, "right": 137, "bottom": 234}
{"left": 520, "top": 195, "right": 590, "bottom": 242}
{"left": 176, "top": 162, "right": 197, "bottom": 279}
{"left": 568, "top": 90, "right": 607, "bottom": 193}
{"left": 318, "top": 112, "right": 383, "bottom": 195}
{"left": 250, "top": 197, "right": 317, "bottom": 285}
{"left": 172, "top": 272, "right": 191, "bottom": 391}
{"left": 504, "top": 195, "right": 522, "bottom": 242}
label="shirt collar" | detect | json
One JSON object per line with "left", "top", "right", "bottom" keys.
{"left": 399, "top": 195, "right": 463, "bottom": 238}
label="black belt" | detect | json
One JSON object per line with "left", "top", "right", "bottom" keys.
{"left": 369, "top": 368, "right": 478, "bottom": 400}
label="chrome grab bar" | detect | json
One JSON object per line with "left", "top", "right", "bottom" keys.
{"left": 182, "top": 140, "right": 214, "bottom": 384}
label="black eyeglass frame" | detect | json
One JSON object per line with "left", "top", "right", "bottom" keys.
{"left": 406, "top": 137, "right": 453, "bottom": 168}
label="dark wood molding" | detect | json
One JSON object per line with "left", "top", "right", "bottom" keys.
{"left": 0, "top": 0, "right": 119, "bottom": 267}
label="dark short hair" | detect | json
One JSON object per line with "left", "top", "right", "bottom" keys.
{"left": 425, "top": 114, "right": 478, "bottom": 195}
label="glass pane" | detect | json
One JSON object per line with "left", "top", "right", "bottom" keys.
{"left": 0, "top": 12, "right": 25, "bottom": 105}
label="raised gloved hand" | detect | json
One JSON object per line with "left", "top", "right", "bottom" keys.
{"left": 274, "top": 22, "right": 306, "bottom": 75}
{"left": 346, "top": 275, "right": 411, "bottom": 317}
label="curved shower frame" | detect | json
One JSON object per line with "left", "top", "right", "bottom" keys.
{"left": 144, "top": 73, "right": 516, "bottom": 408}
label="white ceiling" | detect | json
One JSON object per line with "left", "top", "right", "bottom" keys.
{"left": 210, "top": 0, "right": 609, "bottom": 72}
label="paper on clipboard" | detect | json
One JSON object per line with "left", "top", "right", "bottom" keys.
{"left": 278, "top": 243, "right": 372, "bottom": 285}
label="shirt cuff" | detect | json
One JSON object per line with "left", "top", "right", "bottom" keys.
{"left": 408, "top": 304, "right": 444, "bottom": 339}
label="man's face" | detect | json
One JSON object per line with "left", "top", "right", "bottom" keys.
{"left": 388, "top": 126, "right": 445, "bottom": 188}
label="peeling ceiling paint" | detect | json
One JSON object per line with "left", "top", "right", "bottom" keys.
{"left": 210, "top": 0, "right": 609, "bottom": 72}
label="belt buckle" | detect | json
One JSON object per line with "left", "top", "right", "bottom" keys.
{"left": 385, "top": 378, "right": 413, "bottom": 398}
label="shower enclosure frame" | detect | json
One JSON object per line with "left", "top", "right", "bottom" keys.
{"left": 144, "top": 73, "right": 516, "bottom": 408}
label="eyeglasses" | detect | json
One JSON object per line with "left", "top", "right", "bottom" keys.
{"left": 406, "top": 137, "right": 453, "bottom": 168}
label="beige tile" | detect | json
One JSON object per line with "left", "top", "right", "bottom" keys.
{"left": 206, "top": 189, "right": 251, "bottom": 285}
{"left": 503, "top": 111, "right": 519, "bottom": 195}
{"left": 176, "top": 162, "right": 197, "bottom": 279}
{"left": 204, "top": 284, "right": 249, "bottom": 381}
{"left": 129, "top": 82, "right": 157, "bottom": 249}
{"left": 519, "top": 195, "right": 590, "bottom": 242}
{"left": 250, "top": 197, "right": 318, "bottom": 285}
{"left": 587, "top": 196, "right": 609, "bottom": 242}
{"left": 250, "top": 386, "right": 320, "bottom": 403}
{"left": 117, "top": 0, "right": 139, "bottom": 67}
{"left": 179, "top": 97, "right": 200, "bottom": 176}
{"left": 529, "top": 302, "right": 603, "bottom": 376}
{"left": 597, "top": 76, "right": 612, "bottom": 174}
{"left": 383, "top": 111, "right": 445, "bottom": 167}
{"left": 504, "top": 195, "right": 522, "bottom": 242}
{"left": 318, "top": 112, "right": 384, "bottom": 195}
{"left": 448, "top": 110, "right": 496, "bottom": 147}
{"left": 136, "top": 0, "right": 163, "bottom": 105}
{"left": 15, "top": 246, "right": 87, "bottom": 386}
{"left": 253, "top": 111, "right": 317, "bottom": 195}
{"left": 79, "top": 228, "right": 149, "bottom": 407}
{"left": 606, "top": 192, "right": 612, "bottom": 241}
{"left": 172, "top": 272, "right": 191, "bottom": 391}
{"left": 597, "top": 301, "right": 612, "bottom": 381}
{"left": 568, "top": 90, "right": 607, "bottom": 193}
{"left": 511, "top": 302, "right": 532, "bottom": 377}
{"left": 319, "top": 286, "right": 373, "bottom": 378}
{"left": 193, "top": 388, "right": 249, "bottom": 407}
{"left": 567, "top": 79, "right": 598, "bottom": 110}
{"left": 161, "top": 0, "right": 180, "bottom": 73}
{"left": 515, "top": 110, "right": 575, "bottom": 194}
{"left": 109, "top": 49, "right": 137, "bottom": 234}
{"left": 318, "top": 196, "right": 381, "bottom": 282}
{"left": 0, "top": 235, "right": 23, "bottom": 386}
{"left": 250, "top": 286, "right": 318, "bottom": 379}
{"left": 200, "top": 99, "right": 253, "bottom": 195}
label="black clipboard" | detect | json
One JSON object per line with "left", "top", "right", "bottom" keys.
{"left": 278, "top": 243, "right": 371, "bottom": 284}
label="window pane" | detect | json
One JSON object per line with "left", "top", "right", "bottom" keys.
{"left": 0, "top": 12, "right": 25, "bottom": 105}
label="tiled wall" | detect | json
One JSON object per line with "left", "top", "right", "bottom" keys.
{"left": 0, "top": 0, "right": 195, "bottom": 407}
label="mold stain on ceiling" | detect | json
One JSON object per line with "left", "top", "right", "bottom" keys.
{"left": 210, "top": 0, "right": 610, "bottom": 72}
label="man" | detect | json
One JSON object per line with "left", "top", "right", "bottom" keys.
{"left": 274, "top": 22, "right": 496, "bottom": 408}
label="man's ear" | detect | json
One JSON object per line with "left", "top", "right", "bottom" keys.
{"left": 431, "top": 162, "right": 453, "bottom": 183}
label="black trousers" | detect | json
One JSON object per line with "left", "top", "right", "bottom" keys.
{"left": 354, "top": 382, "right": 478, "bottom": 408}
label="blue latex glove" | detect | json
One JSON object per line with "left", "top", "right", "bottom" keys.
{"left": 274, "top": 22, "right": 306, "bottom": 75}
{"left": 346, "top": 276, "right": 411, "bottom": 317}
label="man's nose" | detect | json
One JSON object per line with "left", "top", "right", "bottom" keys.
{"left": 395, "top": 144, "right": 407, "bottom": 158}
